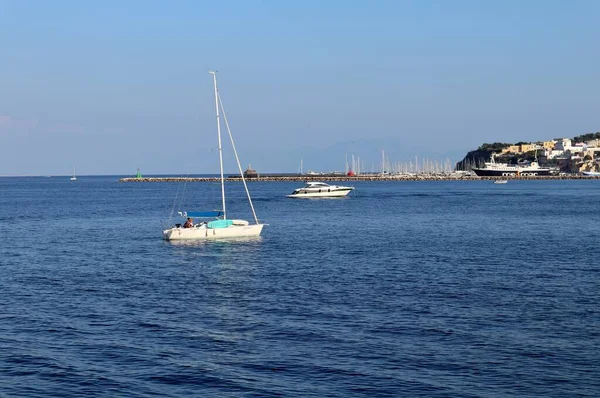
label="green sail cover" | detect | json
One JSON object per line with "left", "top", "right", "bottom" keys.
{"left": 207, "top": 220, "right": 234, "bottom": 229}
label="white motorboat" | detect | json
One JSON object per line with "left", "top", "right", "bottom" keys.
{"left": 472, "top": 154, "right": 553, "bottom": 177}
{"left": 493, "top": 180, "right": 508, "bottom": 184}
{"left": 163, "top": 72, "right": 264, "bottom": 241}
{"left": 287, "top": 181, "right": 354, "bottom": 198}
{"left": 582, "top": 171, "right": 600, "bottom": 177}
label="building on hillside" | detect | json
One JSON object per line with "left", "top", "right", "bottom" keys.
{"left": 569, "top": 143, "right": 587, "bottom": 154}
{"left": 585, "top": 139, "right": 600, "bottom": 148}
{"left": 501, "top": 145, "right": 521, "bottom": 154}
{"left": 546, "top": 149, "right": 566, "bottom": 159}
{"left": 542, "top": 140, "right": 557, "bottom": 150}
{"left": 519, "top": 143, "right": 536, "bottom": 153}
{"left": 555, "top": 138, "right": 572, "bottom": 151}
{"left": 582, "top": 148, "right": 600, "bottom": 158}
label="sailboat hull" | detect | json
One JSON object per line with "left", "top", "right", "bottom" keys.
{"left": 163, "top": 223, "right": 264, "bottom": 241}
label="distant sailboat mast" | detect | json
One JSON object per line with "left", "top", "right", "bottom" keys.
{"left": 345, "top": 153, "right": 348, "bottom": 174}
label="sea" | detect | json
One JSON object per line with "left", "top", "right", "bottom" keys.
{"left": 1, "top": 176, "right": 599, "bottom": 397}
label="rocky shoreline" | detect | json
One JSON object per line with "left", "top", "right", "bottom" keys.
{"left": 119, "top": 174, "right": 599, "bottom": 182}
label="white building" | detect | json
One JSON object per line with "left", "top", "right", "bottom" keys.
{"left": 555, "top": 138, "right": 572, "bottom": 151}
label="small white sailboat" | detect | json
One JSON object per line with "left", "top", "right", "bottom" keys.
{"left": 163, "top": 71, "right": 264, "bottom": 241}
{"left": 287, "top": 181, "right": 354, "bottom": 198}
{"left": 70, "top": 167, "right": 77, "bottom": 181}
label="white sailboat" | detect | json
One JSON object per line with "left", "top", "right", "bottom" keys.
{"left": 70, "top": 167, "right": 77, "bottom": 181}
{"left": 162, "top": 71, "right": 264, "bottom": 240}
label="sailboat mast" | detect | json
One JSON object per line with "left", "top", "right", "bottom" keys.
{"left": 210, "top": 71, "right": 226, "bottom": 219}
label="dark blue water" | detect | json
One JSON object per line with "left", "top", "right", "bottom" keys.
{"left": 1, "top": 177, "right": 599, "bottom": 397}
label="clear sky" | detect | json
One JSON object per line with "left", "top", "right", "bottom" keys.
{"left": 1, "top": 0, "right": 599, "bottom": 175}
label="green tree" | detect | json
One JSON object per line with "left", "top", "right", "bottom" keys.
{"left": 573, "top": 132, "right": 600, "bottom": 142}
{"left": 455, "top": 142, "right": 512, "bottom": 170}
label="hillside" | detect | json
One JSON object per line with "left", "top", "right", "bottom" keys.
{"left": 456, "top": 132, "right": 599, "bottom": 170}
{"left": 455, "top": 142, "right": 513, "bottom": 170}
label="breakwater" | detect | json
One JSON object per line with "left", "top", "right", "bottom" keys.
{"left": 119, "top": 174, "right": 598, "bottom": 182}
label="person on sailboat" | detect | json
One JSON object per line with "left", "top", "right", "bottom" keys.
{"left": 183, "top": 218, "right": 194, "bottom": 228}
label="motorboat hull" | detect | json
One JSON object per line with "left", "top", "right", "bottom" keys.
{"left": 472, "top": 168, "right": 552, "bottom": 177}
{"left": 163, "top": 223, "right": 264, "bottom": 240}
{"left": 287, "top": 189, "right": 353, "bottom": 198}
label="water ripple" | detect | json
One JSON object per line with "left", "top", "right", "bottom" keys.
{"left": 1, "top": 178, "right": 599, "bottom": 397}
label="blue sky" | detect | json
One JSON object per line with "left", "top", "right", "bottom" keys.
{"left": 1, "top": 0, "right": 598, "bottom": 175}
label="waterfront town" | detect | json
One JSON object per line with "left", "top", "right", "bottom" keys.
{"left": 460, "top": 133, "right": 600, "bottom": 174}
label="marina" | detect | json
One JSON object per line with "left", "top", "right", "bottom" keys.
{"left": 120, "top": 173, "right": 600, "bottom": 182}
